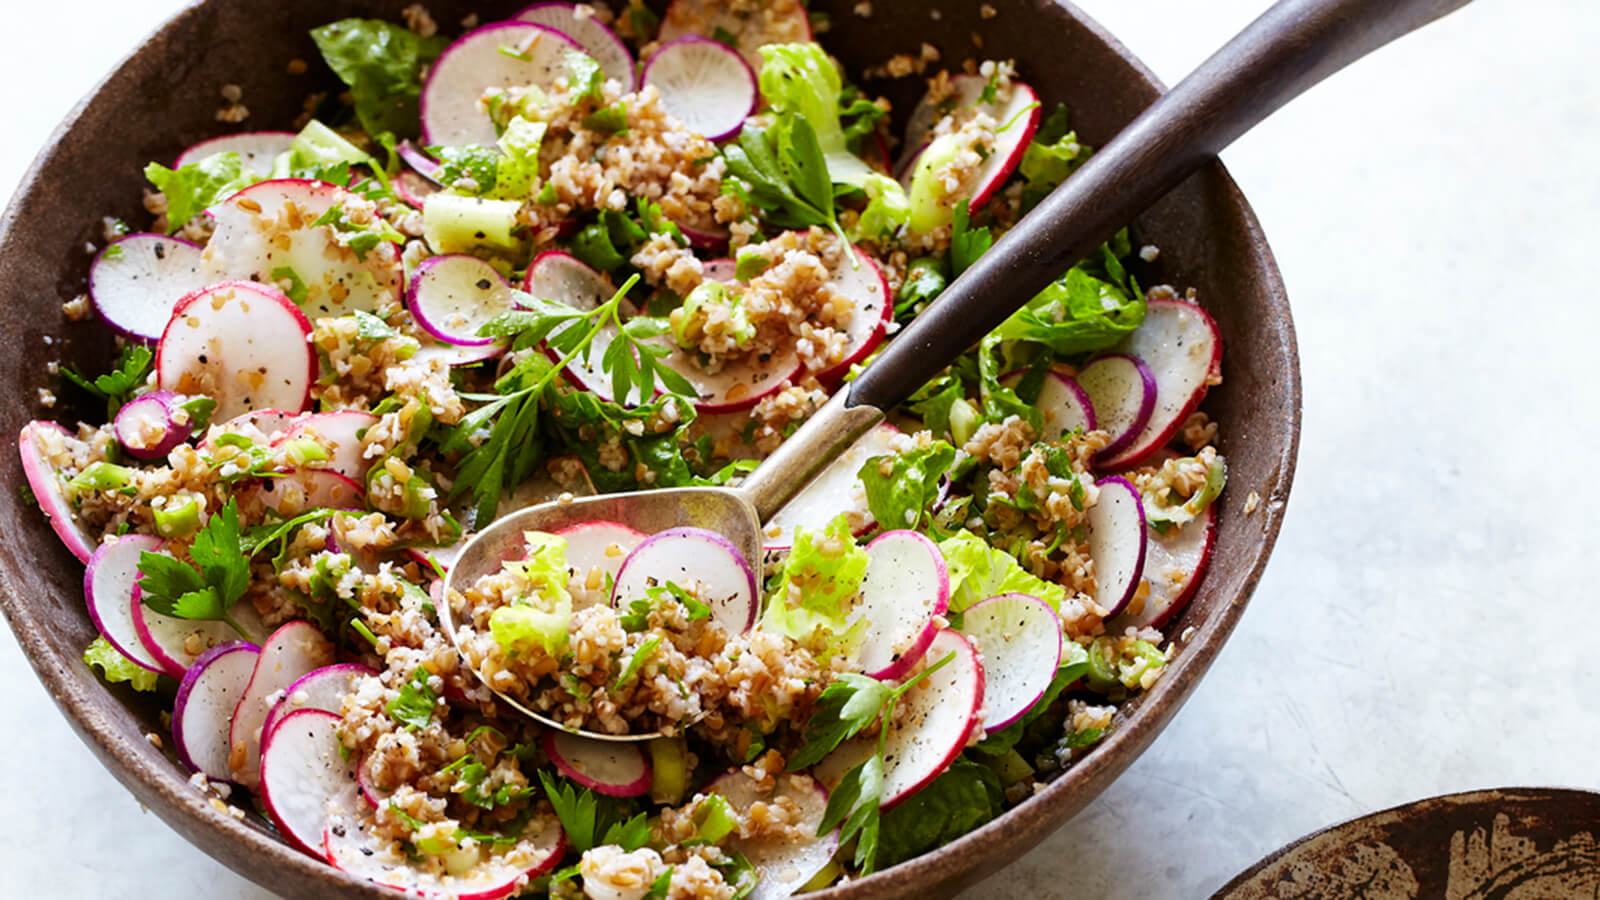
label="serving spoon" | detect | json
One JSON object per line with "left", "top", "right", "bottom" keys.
{"left": 440, "top": 0, "right": 1473, "bottom": 740}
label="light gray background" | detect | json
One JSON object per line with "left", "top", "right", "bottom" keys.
{"left": 2, "top": 1, "right": 1594, "bottom": 897}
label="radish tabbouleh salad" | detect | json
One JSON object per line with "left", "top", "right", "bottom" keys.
{"left": 22, "top": 1, "right": 1229, "bottom": 896}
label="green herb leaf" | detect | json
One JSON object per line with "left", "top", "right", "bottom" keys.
{"left": 949, "top": 201, "right": 993, "bottom": 278}
{"left": 538, "top": 771, "right": 650, "bottom": 853}
{"left": 386, "top": 668, "right": 439, "bottom": 730}
{"left": 145, "top": 153, "right": 253, "bottom": 234}
{"left": 787, "top": 673, "right": 890, "bottom": 770}
{"left": 857, "top": 441, "right": 956, "bottom": 532}
{"left": 877, "top": 757, "right": 1002, "bottom": 869}
{"left": 83, "top": 636, "right": 160, "bottom": 692}
{"left": 310, "top": 18, "right": 448, "bottom": 140}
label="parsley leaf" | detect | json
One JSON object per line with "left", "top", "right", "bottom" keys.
{"left": 135, "top": 499, "right": 252, "bottom": 637}
{"left": 60, "top": 344, "right": 154, "bottom": 419}
{"left": 949, "top": 201, "right": 993, "bottom": 278}
{"left": 722, "top": 120, "right": 847, "bottom": 245}
{"left": 787, "top": 673, "right": 890, "bottom": 770}
{"left": 856, "top": 440, "right": 957, "bottom": 532}
{"left": 386, "top": 668, "right": 439, "bottom": 730}
{"left": 538, "top": 771, "right": 650, "bottom": 853}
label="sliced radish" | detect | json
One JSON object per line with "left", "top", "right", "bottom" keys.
{"left": 542, "top": 730, "right": 651, "bottom": 797}
{"left": 421, "top": 22, "right": 580, "bottom": 148}
{"left": 326, "top": 800, "right": 566, "bottom": 899}
{"left": 677, "top": 220, "right": 731, "bottom": 255}
{"left": 642, "top": 37, "right": 757, "bottom": 142}
{"left": 658, "top": 0, "right": 812, "bottom": 72}
{"left": 900, "top": 75, "right": 1040, "bottom": 215}
{"left": 1077, "top": 353, "right": 1156, "bottom": 463}
{"left": 809, "top": 246, "right": 893, "bottom": 384}
{"left": 657, "top": 342, "right": 802, "bottom": 414}
{"left": 253, "top": 469, "right": 365, "bottom": 516}
{"left": 204, "top": 408, "right": 304, "bottom": 448}
{"left": 850, "top": 531, "right": 950, "bottom": 681}
{"left": 130, "top": 575, "right": 268, "bottom": 678}
{"left": 556, "top": 520, "right": 646, "bottom": 608}
{"left": 1087, "top": 477, "right": 1147, "bottom": 618}
{"left": 701, "top": 258, "right": 736, "bottom": 282}
{"left": 523, "top": 251, "right": 651, "bottom": 406}
{"left": 413, "top": 338, "right": 508, "bottom": 369}
{"left": 155, "top": 280, "right": 314, "bottom": 420}
{"left": 260, "top": 708, "right": 361, "bottom": 857}
{"left": 611, "top": 527, "right": 758, "bottom": 634}
{"left": 261, "top": 663, "right": 378, "bottom": 746}
{"left": 280, "top": 410, "right": 380, "bottom": 482}
{"left": 355, "top": 753, "right": 391, "bottom": 809}
{"left": 515, "top": 2, "right": 636, "bottom": 91}
{"left": 18, "top": 421, "right": 97, "bottom": 563}
{"left": 113, "top": 390, "right": 194, "bottom": 460}
{"left": 175, "top": 131, "right": 296, "bottom": 175}
{"left": 171, "top": 641, "right": 260, "bottom": 782}
{"left": 704, "top": 769, "right": 836, "bottom": 900}
{"left": 1098, "top": 298, "right": 1223, "bottom": 470}
{"left": 397, "top": 141, "right": 442, "bottom": 181}
{"left": 227, "top": 620, "right": 337, "bottom": 791}
{"left": 1115, "top": 505, "right": 1216, "bottom": 631}
{"left": 84, "top": 534, "right": 167, "bottom": 675}
{"left": 394, "top": 170, "right": 440, "bottom": 209}
{"left": 959, "top": 593, "right": 1062, "bottom": 732}
{"left": 1002, "top": 369, "right": 1097, "bottom": 442}
{"left": 407, "top": 255, "right": 518, "bottom": 348}
{"left": 764, "top": 423, "right": 900, "bottom": 551}
{"left": 89, "top": 234, "right": 209, "bottom": 342}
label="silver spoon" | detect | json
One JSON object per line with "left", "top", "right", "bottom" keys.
{"left": 440, "top": 0, "right": 1473, "bottom": 740}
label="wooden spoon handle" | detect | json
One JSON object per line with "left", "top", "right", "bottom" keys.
{"left": 847, "top": 0, "right": 1471, "bottom": 412}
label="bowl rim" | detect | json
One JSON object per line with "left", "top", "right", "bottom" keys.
{"left": 0, "top": 0, "right": 1301, "bottom": 897}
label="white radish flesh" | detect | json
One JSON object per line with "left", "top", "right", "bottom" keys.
{"left": 1002, "top": 369, "right": 1098, "bottom": 441}
{"left": 18, "top": 421, "right": 97, "bottom": 563}
{"left": 1097, "top": 298, "right": 1223, "bottom": 469}
{"left": 89, "top": 234, "right": 209, "bottom": 342}
{"left": 556, "top": 520, "right": 646, "bottom": 609}
{"left": 84, "top": 534, "right": 166, "bottom": 675}
{"left": 515, "top": 2, "right": 636, "bottom": 90}
{"left": 851, "top": 531, "right": 951, "bottom": 680}
{"left": 259, "top": 709, "right": 361, "bottom": 857}
{"left": 705, "top": 770, "right": 836, "bottom": 900}
{"left": 155, "top": 280, "right": 314, "bottom": 420}
{"left": 130, "top": 578, "right": 268, "bottom": 678}
{"left": 280, "top": 410, "right": 380, "bottom": 482}
{"left": 642, "top": 37, "right": 757, "bottom": 142}
{"left": 421, "top": 22, "right": 580, "bottom": 148}
{"left": 960, "top": 593, "right": 1062, "bottom": 732}
{"left": 1114, "top": 505, "right": 1217, "bottom": 631}
{"left": 204, "top": 409, "right": 304, "bottom": 448}
{"left": 407, "top": 254, "right": 519, "bottom": 347}
{"left": 201, "top": 179, "right": 404, "bottom": 318}
{"left": 657, "top": 342, "right": 802, "bottom": 414}
{"left": 171, "top": 641, "right": 260, "bottom": 782}
{"left": 900, "top": 76, "right": 1040, "bottom": 214}
{"left": 611, "top": 527, "right": 758, "bottom": 634}
{"left": 261, "top": 663, "right": 378, "bottom": 746}
{"left": 1077, "top": 353, "right": 1156, "bottom": 464}
{"left": 809, "top": 246, "right": 893, "bottom": 384}
{"left": 658, "top": 0, "right": 812, "bottom": 72}
{"left": 114, "top": 390, "right": 194, "bottom": 460}
{"left": 764, "top": 423, "right": 900, "bottom": 551}
{"left": 542, "top": 730, "right": 652, "bottom": 797}
{"left": 175, "top": 131, "right": 296, "bottom": 175}
{"left": 1086, "top": 477, "right": 1148, "bottom": 618}
{"left": 227, "top": 620, "right": 337, "bottom": 791}
{"left": 253, "top": 469, "right": 364, "bottom": 517}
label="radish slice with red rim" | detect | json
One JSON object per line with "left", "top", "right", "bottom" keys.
{"left": 515, "top": 2, "right": 636, "bottom": 90}
{"left": 156, "top": 280, "right": 315, "bottom": 420}
{"left": 114, "top": 390, "right": 194, "bottom": 460}
{"left": 1077, "top": 353, "right": 1156, "bottom": 464}
{"left": 254, "top": 469, "right": 365, "bottom": 517}
{"left": 205, "top": 409, "right": 305, "bottom": 448}
{"left": 1097, "top": 298, "right": 1223, "bottom": 470}
{"left": 610, "top": 526, "right": 758, "bottom": 634}
{"left": 658, "top": 0, "right": 812, "bottom": 72}
{"left": 84, "top": 534, "right": 167, "bottom": 675}
{"left": 1087, "top": 477, "right": 1148, "bottom": 618}
{"left": 555, "top": 520, "right": 646, "bottom": 608}
{"left": 131, "top": 578, "right": 267, "bottom": 678}
{"left": 850, "top": 530, "right": 950, "bottom": 681}
{"left": 700, "top": 258, "right": 736, "bottom": 282}
{"left": 542, "top": 730, "right": 652, "bottom": 797}
{"left": 394, "top": 170, "right": 440, "bottom": 209}
{"left": 261, "top": 663, "right": 379, "bottom": 746}
{"left": 657, "top": 341, "right": 802, "bottom": 414}
{"left": 642, "top": 36, "right": 758, "bottom": 142}
{"left": 18, "top": 421, "right": 97, "bottom": 563}
{"left": 421, "top": 22, "right": 580, "bottom": 148}
{"left": 414, "top": 338, "right": 508, "bottom": 369}
{"left": 407, "top": 254, "right": 519, "bottom": 348}
{"left": 1001, "top": 368, "right": 1098, "bottom": 441}
{"left": 259, "top": 708, "right": 361, "bottom": 858}
{"left": 763, "top": 422, "right": 900, "bottom": 551}
{"left": 809, "top": 246, "right": 892, "bottom": 384}
{"left": 1114, "top": 505, "right": 1217, "bottom": 631}
{"left": 280, "top": 410, "right": 380, "bottom": 482}
{"left": 171, "top": 641, "right": 260, "bottom": 782}
{"left": 89, "top": 234, "right": 208, "bottom": 342}
{"left": 201, "top": 179, "right": 404, "bottom": 318}
{"left": 676, "top": 219, "right": 730, "bottom": 254}
{"left": 900, "top": 75, "right": 1041, "bottom": 218}
{"left": 175, "top": 131, "right": 296, "bottom": 175}
{"left": 704, "top": 769, "right": 836, "bottom": 899}
{"left": 959, "top": 593, "right": 1062, "bottom": 732}
{"left": 227, "top": 620, "right": 337, "bottom": 791}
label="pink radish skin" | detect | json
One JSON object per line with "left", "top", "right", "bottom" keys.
{"left": 227, "top": 620, "right": 336, "bottom": 791}
{"left": 764, "top": 423, "right": 901, "bottom": 551}
{"left": 84, "top": 534, "right": 166, "bottom": 675}
{"left": 397, "top": 140, "right": 441, "bottom": 180}
{"left": 1114, "top": 505, "right": 1217, "bottom": 631}
{"left": 171, "top": 641, "right": 260, "bottom": 782}
{"left": 89, "top": 233, "right": 208, "bottom": 342}
{"left": 18, "top": 421, "right": 97, "bottom": 563}
{"left": 114, "top": 390, "right": 193, "bottom": 459}
{"left": 130, "top": 580, "right": 267, "bottom": 678}
{"left": 701, "top": 258, "right": 736, "bottom": 282}
{"left": 356, "top": 753, "right": 391, "bottom": 809}
{"left": 1001, "top": 368, "right": 1098, "bottom": 441}
{"left": 642, "top": 36, "right": 758, "bottom": 142}
{"left": 175, "top": 131, "right": 296, "bottom": 175}
{"left": 704, "top": 769, "right": 836, "bottom": 900}
{"left": 611, "top": 527, "right": 758, "bottom": 634}
{"left": 1077, "top": 354, "right": 1157, "bottom": 465}
{"left": 657, "top": 341, "right": 802, "bottom": 414}
{"left": 555, "top": 520, "right": 646, "bottom": 609}
{"left": 809, "top": 246, "right": 893, "bottom": 385}
{"left": 542, "top": 730, "right": 652, "bottom": 797}
{"left": 959, "top": 593, "right": 1062, "bottom": 732}
{"left": 261, "top": 663, "right": 379, "bottom": 748}
{"left": 853, "top": 530, "right": 951, "bottom": 681}
{"left": 280, "top": 410, "right": 380, "bottom": 482}
{"left": 394, "top": 170, "right": 440, "bottom": 209}
{"left": 407, "top": 255, "right": 518, "bottom": 348}
{"left": 259, "top": 708, "right": 361, "bottom": 858}
{"left": 1087, "top": 477, "right": 1148, "bottom": 618}
{"left": 1097, "top": 298, "right": 1223, "bottom": 470}
{"left": 676, "top": 220, "right": 730, "bottom": 254}
{"left": 421, "top": 22, "right": 580, "bottom": 148}
{"left": 658, "top": 0, "right": 812, "bottom": 72}
{"left": 515, "top": 2, "right": 636, "bottom": 91}
{"left": 156, "top": 280, "right": 315, "bottom": 420}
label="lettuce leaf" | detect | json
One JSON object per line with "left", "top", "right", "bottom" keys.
{"left": 856, "top": 440, "right": 956, "bottom": 533}
{"left": 760, "top": 515, "right": 869, "bottom": 644}
{"left": 757, "top": 43, "right": 878, "bottom": 190}
{"left": 83, "top": 637, "right": 160, "bottom": 692}
{"left": 938, "top": 529, "right": 1066, "bottom": 612}
{"left": 310, "top": 18, "right": 448, "bottom": 141}
{"left": 990, "top": 240, "right": 1144, "bottom": 356}
{"left": 488, "top": 532, "right": 573, "bottom": 655}
{"left": 1018, "top": 104, "right": 1086, "bottom": 211}
{"left": 492, "top": 116, "right": 548, "bottom": 200}
{"left": 144, "top": 153, "right": 253, "bottom": 234}
{"left": 876, "top": 758, "right": 1002, "bottom": 869}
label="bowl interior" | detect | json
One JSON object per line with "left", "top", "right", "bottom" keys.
{"left": 0, "top": 1, "right": 1299, "bottom": 897}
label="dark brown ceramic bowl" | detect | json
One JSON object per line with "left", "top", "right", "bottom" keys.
{"left": 0, "top": 1, "right": 1300, "bottom": 897}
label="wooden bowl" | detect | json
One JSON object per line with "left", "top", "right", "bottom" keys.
{"left": 0, "top": 1, "right": 1300, "bottom": 896}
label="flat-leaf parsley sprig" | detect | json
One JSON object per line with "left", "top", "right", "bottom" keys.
{"left": 136, "top": 498, "right": 254, "bottom": 638}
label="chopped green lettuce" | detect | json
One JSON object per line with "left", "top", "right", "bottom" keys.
{"left": 990, "top": 236, "right": 1144, "bottom": 357}
{"left": 1018, "top": 104, "right": 1085, "bottom": 211}
{"left": 144, "top": 153, "right": 253, "bottom": 233}
{"left": 760, "top": 515, "right": 869, "bottom": 645}
{"left": 487, "top": 532, "right": 573, "bottom": 656}
{"left": 756, "top": 43, "right": 880, "bottom": 191}
{"left": 876, "top": 758, "right": 1002, "bottom": 869}
{"left": 856, "top": 440, "right": 956, "bottom": 532}
{"left": 83, "top": 637, "right": 159, "bottom": 692}
{"left": 492, "top": 116, "right": 548, "bottom": 200}
{"left": 310, "top": 18, "right": 448, "bottom": 141}
{"left": 849, "top": 172, "right": 910, "bottom": 241}
{"left": 939, "top": 529, "right": 1066, "bottom": 612}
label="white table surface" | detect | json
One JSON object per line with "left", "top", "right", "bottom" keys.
{"left": 3, "top": 1, "right": 1595, "bottom": 897}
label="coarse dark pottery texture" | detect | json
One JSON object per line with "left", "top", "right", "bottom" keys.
{"left": 1214, "top": 788, "right": 1600, "bottom": 898}
{"left": 0, "top": 1, "right": 1300, "bottom": 897}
